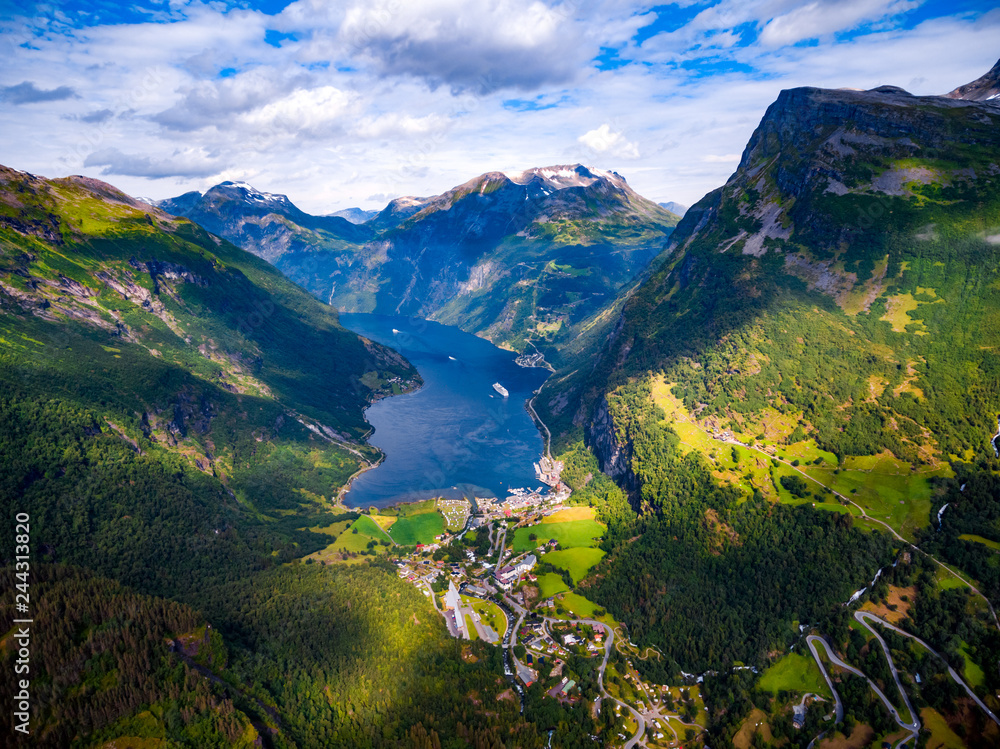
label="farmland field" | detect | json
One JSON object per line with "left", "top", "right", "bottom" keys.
{"left": 542, "top": 547, "right": 605, "bottom": 584}
{"left": 388, "top": 510, "right": 445, "bottom": 546}
{"left": 512, "top": 519, "right": 605, "bottom": 552}
{"left": 758, "top": 652, "right": 831, "bottom": 697}
{"left": 537, "top": 573, "right": 570, "bottom": 598}
{"left": 543, "top": 507, "right": 596, "bottom": 523}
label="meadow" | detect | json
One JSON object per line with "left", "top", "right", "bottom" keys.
{"left": 388, "top": 508, "right": 445, "bottom": 546}
{"left": 757, "top": 651, "right": 831, "bottom": 698}
{"left": 542, "top": 547, "right": 606, "bottom": 584}
{"left": 512, "top": 518, "right": 605, "bottom": 553}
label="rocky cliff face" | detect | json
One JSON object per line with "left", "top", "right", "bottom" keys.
{"left": 564, "top": 68, "right": 1000, "bottom": 486}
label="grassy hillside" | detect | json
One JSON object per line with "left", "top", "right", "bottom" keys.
{"left": 0, "top": 166, "right": 610, "bottom": 747}
{"left": 530, "top": 85, "right": 1000, "bottom": 740}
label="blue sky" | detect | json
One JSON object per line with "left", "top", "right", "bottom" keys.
{"left": 1, "top": 0, "right": 997, "bottom": 211}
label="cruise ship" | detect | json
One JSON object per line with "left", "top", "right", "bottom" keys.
{"left": 492, "top": 382, "right": 509, "bottom": 398}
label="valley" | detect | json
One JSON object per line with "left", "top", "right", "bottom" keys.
{"left": 2, "top": 30, "right": 1000, "bottom": 749}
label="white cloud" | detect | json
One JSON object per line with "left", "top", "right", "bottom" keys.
{"left": 336, "top": 0, "right": 594, "bottom": 92}
{"left": 353, "top": 112, "right": 449, "bottom": 139}
{"left": 758, "top": 0, "right": 919, "bottom": 47}
{"left": 578, "top": 124, "right": 640, "bottom": 160}
{"left": 242, "top": 85, "right": 357, "bottom": 138}
{"left": 0, "top": 0, "right": 998, "bottom": 215}
{"left": 702, "top": 153, "right": 741, "bottom": 163}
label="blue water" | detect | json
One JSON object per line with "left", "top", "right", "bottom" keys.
{"left": 339, "top": 314, "right": 550, "bottom": 508}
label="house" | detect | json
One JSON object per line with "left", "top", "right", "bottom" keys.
{"left": 562, "top": 634, "right": 578, "bottom": 646}
{"left": 515, "top": 554, "right": 536, "bottom": 574}
{"left": 792, "top": 704, "right": 806, "bottom": 729}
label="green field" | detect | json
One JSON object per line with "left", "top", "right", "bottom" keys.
{"left": 935, "top": 566, "right": 971, "bottom": 591}
{"left": 959, "top": 533, "right": 1000, "bottom": 551}
{"left": 960, "top": 644, "right": 986, "bottom": 689}
{"left": 558, "top": 591, "right": 599, "bottom": 619}
{"left": 336, "top": 515, "right": 392, "bottom": 551}
{"left": 388, "top": 510, "right": 445, "bottom": 546}
{"left": 512, "top": 519, "right": 605, "bottom": 553}
{"left": 542, "top": 547, "right": 605, "bottom": 584}
{"left": 536, "top": 572, "right": 570, "bottom": 598}
{"left": 758, "top": 651, "right": 831, "bottom": 698}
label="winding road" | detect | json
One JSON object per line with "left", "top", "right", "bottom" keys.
{"left": 855, "top": 612, "right": 1000, "bottom": 727}
{"left": 706, "top": 429, "right": 1000, "bottom": 632}
{"left": 805, "top": 632, "right": 919, "bottom": 748}
{"left": 805, "top": 610, "right": 1000, "bottom": 749}
{"left": 485, "top": 591, "right": 647, "bottom": 748}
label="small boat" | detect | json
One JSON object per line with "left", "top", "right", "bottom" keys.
{"left": 493, "top": 382, "right": 509, "bottom": 398}
{"left": 449, "top": 356, "right": 457, "bottom": 360}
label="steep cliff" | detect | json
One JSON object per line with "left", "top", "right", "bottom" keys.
{"left": 537, "top": 71, "right": 1000, "bottom": 513}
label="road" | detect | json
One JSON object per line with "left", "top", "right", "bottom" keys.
{"left": 535, "top": 616, "right": 646, "bottom": 748}
{"left": 855, "top": 612, "right": 1000, "bottom": 727}
{"left": 708, "top": 429, "right": 1000, "bottom": 632}
{"left": 805, "top": 632, "right": 919, "bottom": 748}
{"left": 526, "top": 391, "right": 553, "bottom": 460}
{"left": 805, "top": 637, "right": 844, "bottom": 723}
{"left": 494, "top": 523, "right": 509, "bottom": 566}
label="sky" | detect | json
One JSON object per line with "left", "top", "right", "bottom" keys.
{"left": 0, "top": 0, "right": 998, "bottom": 214}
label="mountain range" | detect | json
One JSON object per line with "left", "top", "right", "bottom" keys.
{"left": 157, "top": 164, "right": 681, "bottom": 354}
{"left": 4, "top": 55, "right": 1000, "bottom": 749}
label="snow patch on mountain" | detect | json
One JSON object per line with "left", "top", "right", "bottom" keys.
{"left": 503, "top": 164, "right": 628, "bottom": 191}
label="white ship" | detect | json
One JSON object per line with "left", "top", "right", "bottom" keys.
{"left": 493, "top": 382, "right": 509, "bottom": 398}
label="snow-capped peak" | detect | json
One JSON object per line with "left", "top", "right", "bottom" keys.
{"left": 219, "top": 181, "right": 288, "bottom": 205}
{"left": 503, "top": 164, "right": 628, "bottom": 191}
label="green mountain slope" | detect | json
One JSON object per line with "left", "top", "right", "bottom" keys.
{"left": 0, "top": 165, "right": 419, "bottom": 511}
{"left": 0, "top": 166, "right": 608, "bottom": 749}
{"left": 161, "top": 165, "right": 680, "bottom": 356}
{"left": 534, "top": 70, "right": 1000, "bottom": 723}
{"left": 548, "top": 82, "right": 1000, "bottom": 519}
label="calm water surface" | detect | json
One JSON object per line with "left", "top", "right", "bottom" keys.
{"left": 340, "top": 313, "right": 550, "bottom": 508}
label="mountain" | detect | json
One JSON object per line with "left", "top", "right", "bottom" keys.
{"left": 160, "top": 164, "right": 681, "bottom": 355}
{"left": 0, "top": 165, "right": 576, "bottom": 747}
{"left": 658, "top": 200, "right": 688, "bottom": 216}
{"left": 327, "top": 206, "right": 379, "bottom": 224}
{"left": 158, "top": 181, "right": 372, "bottom": 264}
{"left": 946, "top": 56, "right": 1000, "bottom": 101}
{"left": 534, "top": 65, "right": 1000, "bottom": 724}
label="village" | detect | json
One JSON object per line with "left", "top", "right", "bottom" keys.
{"left": 374, "top": 457, "right": 711, "bottom": 749}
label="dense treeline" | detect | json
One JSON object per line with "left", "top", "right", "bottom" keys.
{"left": 921, "top": 469, "right": 1000, "bottom": 608}
{"left": 583, "top": 382, "right": 894, "bottom": 675}
{"left": 209, "top": 563, "right": 561, "bottom": 749}
{"left": 0, "top": 565, "right": 259, "bottom": 747}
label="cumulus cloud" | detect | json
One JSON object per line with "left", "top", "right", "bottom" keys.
{"left": 242, "top": 85, "right": 356, "bottom": 137}
{"left": 1, "top": 80, "right": 78, "bottom": 104}
{"left": 151, "top": 68, "right": 314, "bottom": 132}
{"left": 353, "top": 112, "right": 448, "bottom": 139}
{"left": 1, "top": 0, "right": 997, "bottom": 214}
{"left": 83, "top": 147, "right": 223, "bottom": 179}
{"left": 337, "top": 0, "right": 592, "bottom": 92}
{"left": 578, "top": 124, "right": 640, "bottom": 159}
